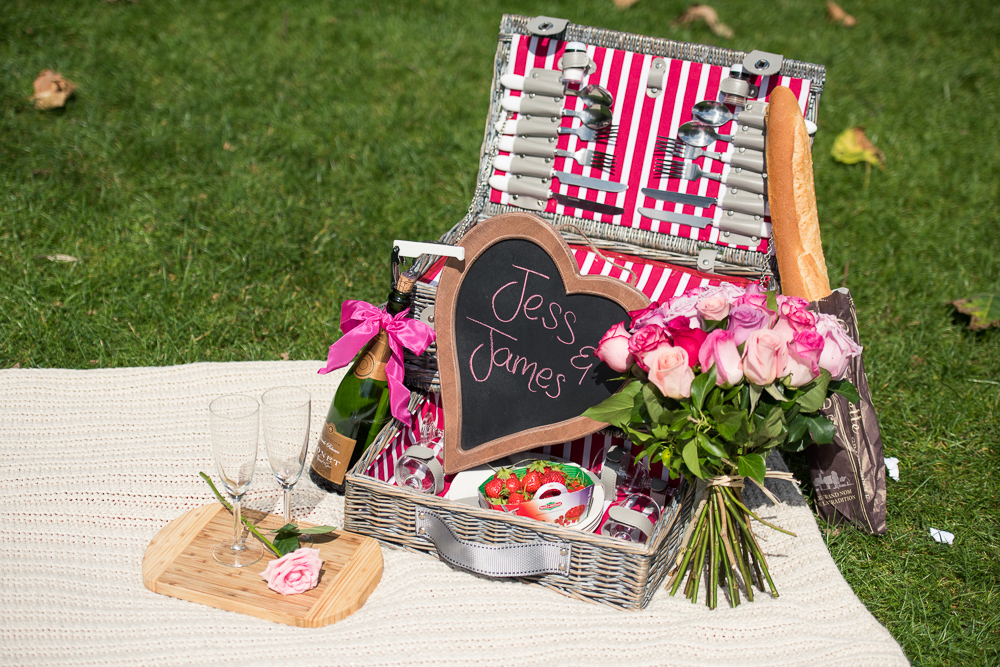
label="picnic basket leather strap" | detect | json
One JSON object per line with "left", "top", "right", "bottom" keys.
{"left": 414, "top": 508, "right": 572, "bottom": 577}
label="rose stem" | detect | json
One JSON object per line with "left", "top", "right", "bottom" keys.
{"left": 669, "top": 502, "right": 708, "bottom": 596}
{"left": 722, "top": 489, "right": 778, "bottom": 597}
{"left": 708, "top": 491, "right": 719, "bottom": 609}
{"left": 200, "top": 472, "right": 281, "bottom": 557}
{"left": 716, "top": 492, "right": 741, "bottom": 605}
{"left": 725, "top": 503, "right": 753, "bottom": 602}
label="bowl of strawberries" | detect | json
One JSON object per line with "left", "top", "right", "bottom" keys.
{"left": 478, "top": 460, "right": 600, "bottom": 529}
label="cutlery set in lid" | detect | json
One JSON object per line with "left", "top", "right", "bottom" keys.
{"left": 483, "top": 30, "right": 818, "bottom": 255}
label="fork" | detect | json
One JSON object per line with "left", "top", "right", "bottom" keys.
{"left": 653, "top": 160, "right": 766, "bottom": 195}
{"left": 654, "top": 137, "right": 765, "bottom": 173}
{"left": 497, "top": 135, "right": 617, "bottom": 173}
{"left": 495, "top": 117, "right": 617, "bottom": 145}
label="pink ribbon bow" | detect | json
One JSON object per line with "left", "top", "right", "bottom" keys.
{"left": 318, "top": 300, "right": 436, "bottom": 427}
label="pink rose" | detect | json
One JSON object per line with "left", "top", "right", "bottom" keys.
{"left": 814, "top": 314, "right": 863, "bottom": 379}
{"left": 733, "top": 283, "right": 770, "bottom": 309}
{"left": 776, "top": 294, "right": 810, "bottom": 315}
{"left": 645, "top": 345, "right": 694, "bottom": 399}
{"left": 698, "top": 329, "right": 743, "bottom": 387}
{"left": 780, "top": 330, "right": 825, "bottom": 387}
{"left": 771, "top": 308, "right": 818, "bottom": 343}
{"left": 260, "top": 547, "right": 323, "bottom": 595}
{"left": 742, "top": 330, "right": 788, "bottom": 386}
{"left": 669, "top": 324, "right": 708, "bottom": 369}
{"left": 628, "top": 324, "right": 669, "bottom": 371}
{"left": 658, "top": 293, "right": 701, "bottom": 321}
{"left": 628, "top": 302, "right": 660, "bottom": 330}
{"left": 696, "top": 293, "right": 731, "bottom": 323}
{"left": 595, "top": 322, "right": 634, "bottom": 373}
{"left": 727, "top": 303, "right": 774, "bottom": 346}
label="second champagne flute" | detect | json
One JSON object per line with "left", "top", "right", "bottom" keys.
{"left": 261, "top": 386, "right": 312, "bottom": 529}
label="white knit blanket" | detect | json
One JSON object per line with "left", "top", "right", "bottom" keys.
{"left": 0, "top": 361, "right": 908, "bottom": 666}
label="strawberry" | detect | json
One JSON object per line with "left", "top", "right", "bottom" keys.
{"left": 506, "top": 491, "right": 527, "bottom": 506}
{"left": 543, "top": 469, "right": 567, "bottom": 486}
{"left": 484, "top": 476, "right": 504, "bottom": 499}
{"left": 522, "top": 470, "right": 544, "bottom": 496}
{"left": 504, "top": 474, "right": 522, "bottom": 495}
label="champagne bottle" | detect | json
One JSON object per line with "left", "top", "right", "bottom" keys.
{"left": 309, "top": 273, "right": 417, "bottom": 495}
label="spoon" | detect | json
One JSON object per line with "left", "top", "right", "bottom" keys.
{"left": 677, "top": 121, "right": 765, "bottom": 151}
{"left": 691, "top": 100, "right": 817, "bottom": 135}
{"left": 501, "top": 95, "right": 613, "bottom": 130}
{"left": 566, "top": 84, "right": 614, "bottom": 108}
{"left": 692, "top": 101, "right": 765, "bottom": 130}
{"left": 567, "top": 103, "right": 613, "bottom": 129}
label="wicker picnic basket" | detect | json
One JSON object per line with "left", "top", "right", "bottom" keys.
{"left": 342, "top": 13, "right": 826, "bottom": 610}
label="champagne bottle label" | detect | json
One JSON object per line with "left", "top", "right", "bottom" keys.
{"left": 353, "top": 331, "right": 390, "bottom": 381}
{"left": 313, "top": 421, "right": 357, "bottom": 485}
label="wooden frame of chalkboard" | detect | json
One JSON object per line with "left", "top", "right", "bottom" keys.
{"left": 435, "top": 212, "right": 649, "bottom": 473}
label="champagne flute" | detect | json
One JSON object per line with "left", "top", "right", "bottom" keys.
{"left": 209, "top": 394, "right": 264, "bottom": 567}
{"left": 261, "top": 386, "right": 312, "bottom": 530}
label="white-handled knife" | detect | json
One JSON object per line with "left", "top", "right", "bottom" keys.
{"left": 494, "top": 155, "right": 626, "bottom": 193}
{"left": 489, "top": 174, "right": 625, "bottom": 216}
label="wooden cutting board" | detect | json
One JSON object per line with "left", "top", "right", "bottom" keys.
{"left": 142, "top": 504, "right": 383, "bottom": 627}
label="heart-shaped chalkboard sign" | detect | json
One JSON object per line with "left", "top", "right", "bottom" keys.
{"left": 435, "top": 212, "right": 649, "bottom": 473}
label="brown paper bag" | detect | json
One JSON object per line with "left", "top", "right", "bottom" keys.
{"left": 809, "top": 288, "right": 887, "bottom": 534}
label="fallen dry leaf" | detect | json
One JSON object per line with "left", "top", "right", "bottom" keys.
{"left": 827, "top": 1, "right": 857, "bottom": 27}
{"left": 31, "top": 70, "right": 77, "bottom": 110}
{"left": 953, "top": 293, "right": 1000, "bottom": 330}
{"left": 280, "top": 352, "right": 291, "bottom": 361}
{"left": 671, "top": 4, "right": 734, "bottom": 39}
{"left": 36, "top": 254, "right": 81, "bottom": 263}
{"left": 831, "top": 126, "right": 885, "bottom": 168}
{"left": 612, "top": 0, "right": 641, "bottom": 8}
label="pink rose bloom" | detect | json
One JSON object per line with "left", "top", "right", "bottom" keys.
{"left": 670, "top": 325, "right": 708, "bottom": 369}
{"left": 771, "top": 308, "right": 818, "bottom": 343}
{"left": 733, "top": 283, "right": 769, "bottom": 309}
{"left": 781, "top": 330, "right": 825, "bottom": 387}
{"left": 742, "top": 330, "right": 788, "bottom": 386}
{"left": 645, "top": 345, "right": 694, "bottom": 399}
{"left": 696, "top": 293, "right": 731, "bottom": 323}
{"left": 776, "top": 294, "right": 811, "bottom": 315}
{"left": 658, "top": 293, "right": 701, "bottom": 321}
{"left": 628, "top": 324, "right": 670, "bottom": 371}
{"left": 595, "top": 322, "right": 634, "bottom": 373}
{"left": 727, "top": 303, "right": 774, "bottom": 346}
{"left": 261, "top": 547, "right": 323, "bottom": 595}
{"left": 698, "top": 329, "right": 743, "bottom": 387}
{"left": 628, "top": 302, "right": 660, "bottom": 330}
{"left": 814, "top": 313, "right": 863, "bottom": 379}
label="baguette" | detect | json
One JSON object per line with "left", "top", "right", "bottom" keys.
{"left": 765, "top": 86, "right": 832, "bottom": 302}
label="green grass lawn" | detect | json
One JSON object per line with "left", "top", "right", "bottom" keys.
{"left": 2, "top": 1, "right": 998, "bottom": 663}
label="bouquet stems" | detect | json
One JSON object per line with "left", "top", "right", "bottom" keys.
{"left": 667, "top": 478, "right": 793, "bottom": 609}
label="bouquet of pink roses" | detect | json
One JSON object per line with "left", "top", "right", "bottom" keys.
{"left": 584, "top": 282, "right": 862, "bottom": 609}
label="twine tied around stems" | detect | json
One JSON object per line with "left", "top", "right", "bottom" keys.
{"left": 705, "top": 470, "right": 797, "bottom": 506}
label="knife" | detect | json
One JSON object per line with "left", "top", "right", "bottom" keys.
{"left": 489, "top": 174, "right": 625, "bottom": 216}
{"left": 494, "top": 155, "right": 626, "bottom": 193}
{"left": 641, "top": 187, "right": 767, "bottom": 216}
{"left": 638, "top": 207, "right": 772, "bottom": 241}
